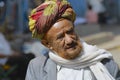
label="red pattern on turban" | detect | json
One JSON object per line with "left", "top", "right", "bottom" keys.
{"left": 29, "top": 0, "right": 76, "bottom": 39}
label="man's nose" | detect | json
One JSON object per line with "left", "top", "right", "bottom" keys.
{"left": 65, "top": 34, "right": 73, "bottom": 44}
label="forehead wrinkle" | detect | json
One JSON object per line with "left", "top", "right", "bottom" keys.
{"left": 56, "top": 30, "right": 64, "bottom": 36}
{"left": 65, "top": 25, "right": 73, "bottom": 31}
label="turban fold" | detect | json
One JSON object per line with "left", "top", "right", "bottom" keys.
{"left": 29, "top": 0, "right": 76, "bottom": 39}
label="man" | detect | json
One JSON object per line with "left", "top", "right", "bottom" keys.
{"left": 86, "top": 5, "right": 98, "bottom": 24}
{"left": 26, "top": 0, "right": 120, "bottom": 80}
{"left": 87, "top": 0, "right": 106, "bottom": 24}
{"left": 0, "top": 32, "right": 34, "bottom": 79}
{"left": 0, "top": 32, "right": 20, "bottom": 65}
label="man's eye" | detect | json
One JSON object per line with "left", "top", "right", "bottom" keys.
{"left": 57, "top": 35, "right": 64, "bottom": 40}
{"left": 67, "top": 29, "right": 74, "bottom": 34}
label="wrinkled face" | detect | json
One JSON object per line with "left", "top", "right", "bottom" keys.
{"left": 44, "top": 19, "right": 82, "bottom": 59}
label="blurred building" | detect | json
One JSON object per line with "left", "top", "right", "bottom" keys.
{"left": 103, "top": 0, "right": 120, "bottom": 24}
{"left": 0, "top": 0, "right": 43, "bottom": 34}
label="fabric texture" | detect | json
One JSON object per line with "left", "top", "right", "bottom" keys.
{"left": 29, "top": 0, "right": 76, "bottom": 40}
{"left": 49, "top": 40, "right": 115, "bottom": 80}
{"left": 57, "top": 66, "right": 96, "bottom": 80}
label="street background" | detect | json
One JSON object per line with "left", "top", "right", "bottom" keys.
{"left": 0, "top": 0, "right": 120, "bottom": 80}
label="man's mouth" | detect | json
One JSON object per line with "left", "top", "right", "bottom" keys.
{"left": 65, "top": 44, "right": 76, "bottom": 50}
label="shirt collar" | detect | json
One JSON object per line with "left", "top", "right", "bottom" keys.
{"left": 57, "top": 65, "right": 62, "bottom": 72}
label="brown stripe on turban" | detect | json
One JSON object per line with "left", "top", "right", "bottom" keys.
{"left": 29, "top": 0, "right": 76, "bottom": 39}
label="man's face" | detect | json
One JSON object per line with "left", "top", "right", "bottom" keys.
{"left": 45, "top": 19, "right": 82, "bottom": 59}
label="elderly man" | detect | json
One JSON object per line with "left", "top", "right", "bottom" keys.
{"left": 25, "top": 0, "right": 120, "bottom": 80}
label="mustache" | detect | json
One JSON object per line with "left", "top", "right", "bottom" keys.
{"left": 64, "top": 40, "right": 77, "bottom": 49}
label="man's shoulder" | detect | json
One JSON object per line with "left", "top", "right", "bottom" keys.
{"left": 101, "top": 58, "right": 120, "bottom": 78}
{"left": 29, "top": 55, "right": 48, "bottom": 67}
{"left": 101, "top": 58, "right": 118, "bottom": 69}
{"left": 101, "top": 58, "right": 119, "bottom": 71}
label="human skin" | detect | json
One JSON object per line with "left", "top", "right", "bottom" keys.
{"left": 42, "top": 19, "right": 82, "bottom": 59}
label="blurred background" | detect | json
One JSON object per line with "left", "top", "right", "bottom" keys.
{"left": 0, "top": 0, "right": 120, "bottom": 80}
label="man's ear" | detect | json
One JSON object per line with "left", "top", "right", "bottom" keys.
{"left": 41, "top": 39, "right": 51, "bottom": 48}
{"left": 41, "top": 39, "right": 54, "bottom": 50}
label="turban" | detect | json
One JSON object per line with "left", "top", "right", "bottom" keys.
{"left": 29, "top": 0, "right": 76, "bottom": 40}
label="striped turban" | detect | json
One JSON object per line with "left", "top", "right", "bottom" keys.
{"left": 29, "top": 0, "right": 76, "bottom": 40}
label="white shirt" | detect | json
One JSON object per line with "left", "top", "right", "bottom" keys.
{"left": 57, "top": 65, "right": 96, "bottom": 80}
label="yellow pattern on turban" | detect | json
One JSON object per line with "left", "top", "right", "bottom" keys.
{"left": 29, "top": 0, "right": 76, "bottom": 40}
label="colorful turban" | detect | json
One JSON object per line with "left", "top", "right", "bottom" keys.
{"left": 29, "top": 0, "right": 76, "bottom": 40}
